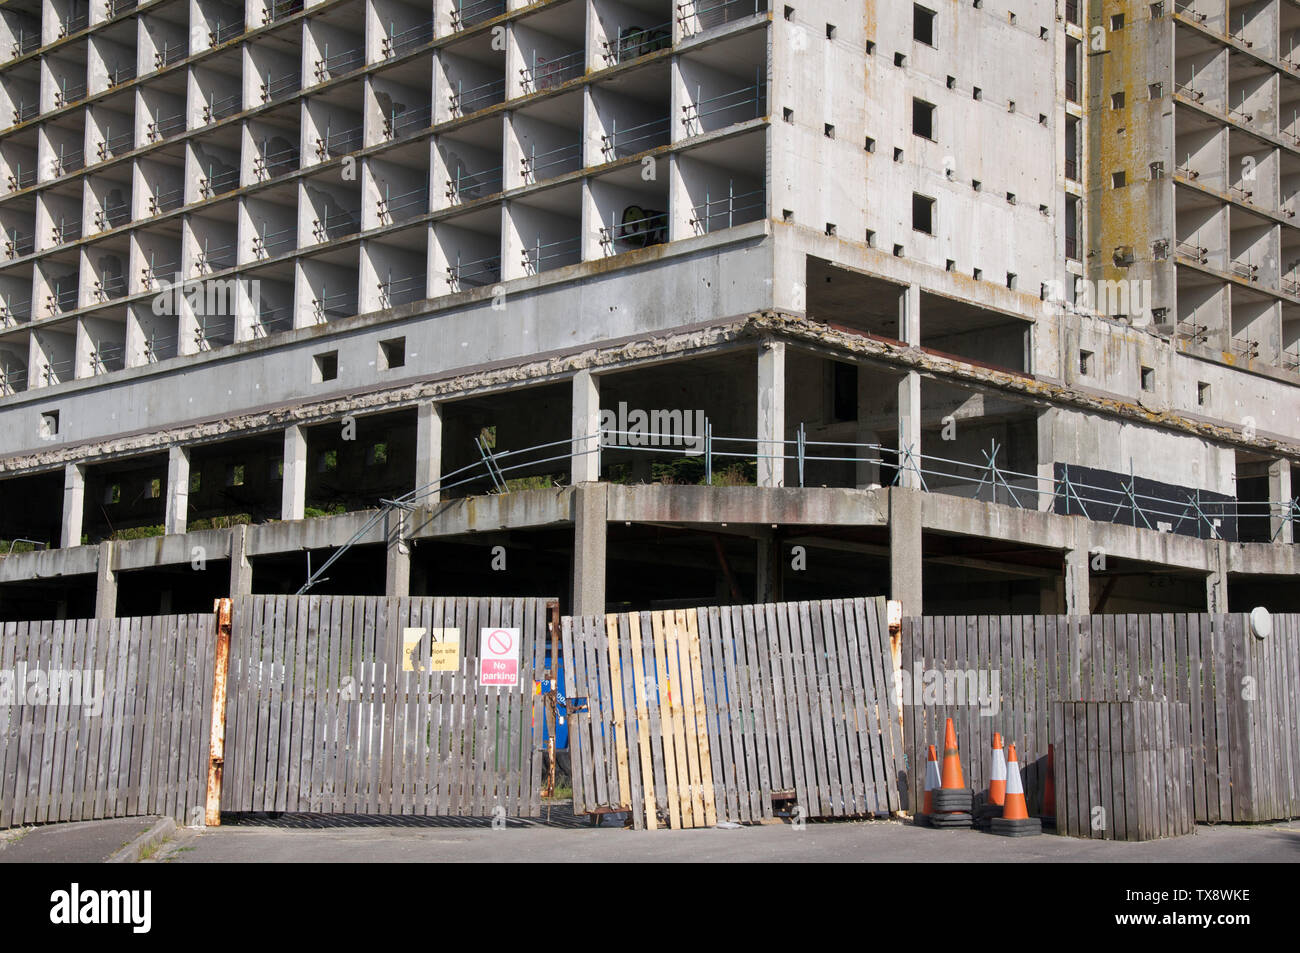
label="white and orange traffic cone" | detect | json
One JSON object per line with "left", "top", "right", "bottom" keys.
{"left": 989, "top": 733, "right": 1007, "bottom": 807}
{"left": 989, "top": 742, "right": 1042, "bottom": 836}
{"left": 918, "top": 744, "right": 941, "bottom": 825}
{"left": 929, "top": 718, "right": 973, "bottom": 827}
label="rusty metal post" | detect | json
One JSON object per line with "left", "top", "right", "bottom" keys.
{"left": 205, "top": 597, "right": 233, "bottom": 826}
{"left": 887, "top": 599, "right": 908, "bottom": 817}
{"left": 543, "top": 599, "right": 561, "bottom": 798}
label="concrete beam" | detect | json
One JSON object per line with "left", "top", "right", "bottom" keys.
{"left": 572, "top": 482, "right": 606, "bottom": 616}
{"left": 897, "top": 371, "right": 921, "bottom": 488}
{"left": 606, "top": 484, "right": 889, "bottom": 527}
{"left": 94, "top": 540, "right": 116, "bottom": 620}
{"left": 1064, "top": 520, "right": 1091, "bottom": 616}
{"left": 282, "top": 424, "right": 308, "bottom": 521}
{"left": 757, "top": 339, "right": 785, "bottom": 488}
{"left": 889, "top": 486, "right": 922, "bottom": 617}
{"left": 416, "top": 400, "right": 443, "bottom": 504}
{"left": 571, "top": 369, "right": 600, "bottom": 484}
{"left": 1206, "top": 540, "right": 1228, "bottom": 614}
{"left": 60, "top": 462, "right": 85, "bottom": 549}
{"left": 164, "top": 445, "right": 190, "bottom": 536}
{"left": 1269, "top": 458, "right": 1292, "bottom": 544}
{"left": 229, "top": 524, "right": 253, "bottom": 597}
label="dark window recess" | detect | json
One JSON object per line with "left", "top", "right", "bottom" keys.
{"left": 914, "top": 4, "right": 935, "bottom": 45}
{"left": 912, "top": 193, "right": 934, "bottom": 233}
{"left": 379, "top": 337, "right": 405, "bottom": 369}
{"left": 314, "top": 351, "right": 338, "bottom": 381}
{"left": 913, "top": 98, "right": 935, "bottom": 138}
{"left": 832, "top": 361, "right": 858, "bottom": 421}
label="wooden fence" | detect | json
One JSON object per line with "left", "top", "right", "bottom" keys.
{"left": 901, "top": 613, "right": 1300, "bottom": 824}
{"left": 565, "top": 597, "right": 903, "bottom": 829}
{"left": 220, "top": 594, "right": 551, "bottom": 817}
{"left": 1052, "top": 700, "right": 1195, "bottom": 841}
{"left": 0, "top": 614, "right": 216, "bottom": 829}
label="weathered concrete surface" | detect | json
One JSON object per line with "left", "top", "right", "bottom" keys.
{"left": 0, "top": 817, "right": 163, "bottom": 864}
{"left": 605, "top": 484, "right": 889, "bottom": 527}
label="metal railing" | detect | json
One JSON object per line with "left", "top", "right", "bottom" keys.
{"left": 383, "top": 21, "right": 434, "bottom": 58}
{"left": 0, "top": 296, "right": 31, "bottom": 324}
{"left": 198, "top": 165, "right": 240, "bottom": 198}
{"left": 154, "top": 41, "right": 187, "bottom": 69}
{"left": 11, "top": 32, "right": 39, "bottom": 58}
{"left": 693, "top": 185, "right": 764, "bottom": 234}
{"left": 12, "top": 101, "right": 38, "bottom": 124}
{"left": 1175, "top": 238, "right": 1208, "bottom": 263}
{"left": 519, "top": 142, "right": 580, "bottom": 183}
{"left": 252, "top": 223, "right": 296, "bottom": 258}
{"left": 314, "top": 45, "right": 364, "bottom": 83}
{"left": 50, "top": 218, "right": 81, "bottom": 245}
{"left": 4, "top": 233, "right": 34, "bottom": 258}
{"left": 255, "top": 308, "right": 293, "bottom": 337}
{"left": 203, "top": 90, "right": 242, "bottom": 124}
{"left": 312, "top": 209, "right": 359, "bottom": 242}
{"left": 194, "top": 317, "right": 236, "bottom": 350}
{"left": 1230, "top": 256, "right": 1259, "bottom": 281}
{"left": 681, "top": 75, "right": 765, "bottom": 133}
{"left": 7, "top": 166, "right": 36, "bottom": 191}
{"left": 51, "top": 147, "right": 83, "bottom": 176}
{"left": 600, "top": 115, "right": 671, "bottom": 160}
{"left": 194, "top": 239, "right": 236, "bottom": 273}
{"left": 521, "top": 233, "right": 581, "bottom": 273}
{"left": 92, "top": 273, "right": 127, "bottom": 302}
{"left": 678, "top": 0, "right": 766, "bottom": 36}
{"left": 521, "top": 48, "right": 585, "bottom": 92}
{"left": 1231, "top": 336, "right": 1260, "bottom": 359}
{"left": 264, "top": 0, "right": 303, "bottom": 24}
{"left": 1065, "top": 78, "right": 1078, "bottom": 103}
{"left": 450, "top": 77, "right": 506, "bottom": 116}
{"left": 315, "top": 124, "right": 363, "bottom": 158}
{"left": 1175, "top": 81, "right": 1204, "bottom": 103}
{"left": 107, "top": 64, "right": 136, "bottom": 87}
{"left": 147, "top": 112, "right": 186, "bottom": 142}
{"left": 55, "top": 79, "right": 88, "bottom": 107}
{"left": 604, "top": 22, "right": 672, "bottom": 65}
{"left": 254, "top": 141, "right": 299, "bottom": 179}
{"left": 384, "top": 105, "right": 432, "bottom": 140}
{"left": 89, "top": 340, "right": 125, "bottom": 374}
{"left": 445, "top": 163, "right": 504, "bottom": 203}
{"left": 312, "top": 287, "right": 358, "bottom": 322}
{"left": 1282, "top": 270, "right": 1300, "bottom": 297}
{"left": 446, "top": 252, "right": 500, "bottom": 289}
{"left": 107, "top": 0, "right": 138, "bottom": 16}
{"left": 261, "top": 71, "right": 301, "bottom": 103}
{"left": 61, "top": 8, "right": 90, "bottom": 37}
{"left": 452, "top": 0, "right": 506, "bottom": 30}
{"left": 97, "top": 128, "right": 134, "bottom": 162}
{"left": 0, "top": 366, "right": 27, "bottom": 394}
{"left": 47, "top": 283, "right": 79, "bottom": 313}
{"left": 601, "top": 207, "right": 667, "bottom": 251}
{"left": 95, "top": 197, "right": 130, "bottom": 230}
{"left": 139, "top": 259, "right": 178, "bottom": 289}
{"left": 377, "top": 272, "right": 424, "bottom": 308}
{"left": 148, "top": 185, "right": 184, "bottom": 215}
{"left": 377, "top": 184, "right": 428, "bottom": 223}
{"left": 209, "top": 20, "right": 243, "bottom": 47}
{"left": 140, "top": 330, "right": 178, "bottom": 363}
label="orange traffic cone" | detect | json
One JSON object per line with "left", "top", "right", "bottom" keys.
{"left": 939, "top": 717, "right": 965, "bottom": 790}
{"left": 1042, "top": 744, "right": 1056, "bottom": 819}
{"left": 921, "top": 744, "right": 940, "bottom": 817}
{"left": 989, "top": 733, "right": 1006, "bottom": 807}
{"left": 989, "top": 743, "right": 1041, "bottom": 836}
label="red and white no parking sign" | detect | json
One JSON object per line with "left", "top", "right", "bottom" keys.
{"left": 478, "top": 627, "right": 520, "bottom": 687}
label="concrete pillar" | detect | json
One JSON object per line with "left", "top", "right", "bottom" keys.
{"left": 897, "top": 371, "right": 922, "bottom": 488}
{"left": 61, "top": 462, "right": 85, "bottom": 548}
{"left": 385, "top": 511, "right": 411, "bottom": 598}
{"left": 900, "top": 282, "right": 921, "bottom": 345}
{"left": 572, "top": 482, "right": 606, "bottom": 616}
{"left": 757, "top": 339, "right": 785, "bottom": 488}
{"left": 164, "top": 445, "right": 190, "bottom": 535}
{"left": 855, "top": 360, "right": 880, "bottom": 488}
{"left": 415, "top": 400, "right": 443, "bottom": 504}
{"left": 1268, "top": 458, "right": 1293, "bottom": 544}
{"left": 571, "top": 369, "right": 600, "bottom": 484}
{"left": 229, "top": 523, "right": 253, "bottom": 597}
{"left": 756, "top": 532, "right": 780, "bottom": 603}
{"left": 94, "top": 540, "right": 117, "bottom": 620}
{"left": 1206, "top": 540, "right": 1228, "bottom": 614}
{"left": 281, "top": 424, "right": 308, "bottom": 521}
{"left": 889, "top": 486, "right": 922, "bottom": 617}
{"left": 1063, "top": 522, "right": 1091, "bottom": 616}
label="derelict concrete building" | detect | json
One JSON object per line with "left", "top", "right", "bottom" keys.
{"left": 0, "top": 0, "right": 1296, "bottom": 621}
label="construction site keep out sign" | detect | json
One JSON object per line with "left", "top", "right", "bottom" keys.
{"left": 479, "top": 627, "right": 520, "bottom": 688}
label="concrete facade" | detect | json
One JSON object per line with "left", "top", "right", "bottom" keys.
{"left": 0, "top": 0, "right": 1297, "bottom": 621}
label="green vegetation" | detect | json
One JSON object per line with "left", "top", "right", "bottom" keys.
{"left": 304, "top": 503, "right": 348, "bottom": 518}
{"left": 189, "top": 513, "right": 252, "bottom": 531}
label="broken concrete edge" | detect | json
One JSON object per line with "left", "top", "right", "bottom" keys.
{"left": 105, "top": 815, "right": 176, "bottom": 864}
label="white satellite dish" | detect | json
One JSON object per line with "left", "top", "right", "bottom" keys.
{"left": 1249, "top": 606, "right": 1271, "bottom": 640}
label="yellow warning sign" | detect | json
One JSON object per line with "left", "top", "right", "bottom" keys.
{"left": 402, "top": 627, "right": 460, "bottom": 672}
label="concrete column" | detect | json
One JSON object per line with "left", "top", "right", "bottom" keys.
{"left": 900, "top": 282, "right": 921, "bottom": 345}
{"left": 94, "top": 540, "right": 117, "bottom": 620}
{"left": 415, "top": 400, "right": 443, "bottom": 504}
{"left": 756, "top": 532, "right": 780, "bottom": 603}
{"left": 61, "top": 462, "right": 86, "bottom": 549}
{"left": 571, "top": 482, "right": 607, "bottom": 616}
{"left": 571, "top": 369, "right": 600, "bottom": 484}
{"left": 1268, "top": 458, "right": 1293, "bottom": 544}
{"left": 856, "top": 360, "right": 880, "bottom": 488}
{"left": 1063, "top": 521, "right": 1091, "bottom": 616}
{"left": 897, "top": 371, "right": 922, "bottom": 488}
{"left": 164, "top": 445, "right": 190, "bottom": 535}
{"left": 889, "top": 486, "right": 922, "bottom": 617}
{"left": 281, "top": 424, "right": 308, "bottom": 521}
{"left": 385, "top": 511, "right": 411, "bottom": 598}
{"left": 1206, "top": 540, "right": 1228, "bottom": 614}
{"left": 228, "top": 524, "right": 253, "bottom": 597}
{"left": 757, "top": 339, "right": 786, "bottom": 488}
